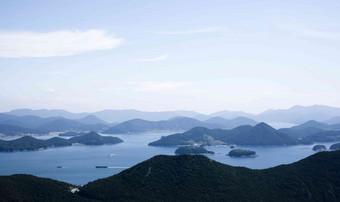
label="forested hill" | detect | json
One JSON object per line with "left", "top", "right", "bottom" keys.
{"left": 80, "top": 151, "right": 340, "bottom": 201}
{"left": 149, "top": 122, "right": 304, "bottom": 146}
{"left": 0, "top": 132, "right": 123, "bottom": 152}
{"left": 1, "top": 151, "right": 340, "bottom": 201}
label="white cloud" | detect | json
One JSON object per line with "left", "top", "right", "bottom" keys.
{"left": 151, "top": 27, "right": 223, "bottom": 35}
{"left": 0, "top": 29, "right": 123, "bottom": 58}
{"left": 139, "top": 54, "right": 168, "bottom": 62}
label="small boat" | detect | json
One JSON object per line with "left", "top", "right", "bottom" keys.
{"left": 96, "top": 165, "right": 108, "bottom": 168}
{"left": 57, "top": 166, "right": 63, "bottom": 168}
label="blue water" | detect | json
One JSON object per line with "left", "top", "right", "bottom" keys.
{"left": 0, "top": 132, "right": 337, "bottom": 185}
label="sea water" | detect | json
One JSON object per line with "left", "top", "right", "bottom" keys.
{"left": 0, "top": 132, "right": 337, "bottom": 185}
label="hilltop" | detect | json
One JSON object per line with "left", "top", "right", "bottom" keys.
{"left": 149, "top": 122, "right": 303, "bottom": 146}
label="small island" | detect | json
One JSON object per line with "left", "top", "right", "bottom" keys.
{"left": 175, "top": 146, "right": 215, "bottom": 155}
{"left": 330, "top": 143, "right": 340, "bottom": 150}
{"left": 228, "top": 149, "right": 256, "bottom": 157}
{"left": 312, "top": 145, "right": 326, "bottom": 151}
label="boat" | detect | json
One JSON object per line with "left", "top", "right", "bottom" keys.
{"left": 57, "top": 166, "right": 62, "bottom": 168}
{"left": 96, "top": 165, "right": 108, "bottom": 168}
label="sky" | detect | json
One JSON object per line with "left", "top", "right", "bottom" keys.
{"left": 0, "top": 0, "right": 340, "bottom": 114}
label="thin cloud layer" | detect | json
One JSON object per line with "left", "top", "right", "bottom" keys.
{"left": 0, "top": 29, "right": 123, "bottom": 58}
{"left": 140, "top": 54, "right": 168, "bottom": 62}
{"left": 152, "top": 27, "right": 223, "bottom": 35}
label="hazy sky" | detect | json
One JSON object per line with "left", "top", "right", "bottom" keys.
{"left": 1, "top": 0, "right": 340, "bottom": 114}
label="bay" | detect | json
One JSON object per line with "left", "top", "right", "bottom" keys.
{"left": 0, "top": 132, "right": 337, "bottom": 185}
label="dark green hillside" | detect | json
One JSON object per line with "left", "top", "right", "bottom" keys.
{"left": 0, "top": 136, "right": 71, "bottom": 152}
{"left": 148, "top": 127, "right": 227, "bottom": 146}
{"left": 0, "top": 151, "right": 340, "bottom": 201}
{"left": 0, "top": 132, "right": 122, "bottom": 152}
{"left": 221, "top": 122, "right": 302, "bottom": 145}
{"left": 79, "top": 151, "right": 340, "bottom": 202}
{"left": 228, "top": 149, "right": 256, "bottom": 157}
{"left": 69, "top": 132, "right": 123, "bottom": 145}
{"left": 0, "top": 174, "right": 90, "bottom": 202}
{"left": 330, "top": 143, "right": 340, "bottom": 150}
{"left": 149, "top": 123, "right": 302, "bottom": 146}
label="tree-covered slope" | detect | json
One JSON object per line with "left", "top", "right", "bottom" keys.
{"left": 69, "top": 131, "right": 123, "bottom": 145}
{"left": 1, "top": 151, "right": 340, "bottom": 201}
{"left": 0, "top": 174, "right": 90, "bottom": 202}
{"left": 79, "top": 151, "right": 340, "bottom": 202}
{"left": 149, "top": 123, "right": 303, "bottom": 146}
{"left": 0, "top": 132, "right": 123, "bottom": 152}
{"left": 0, "top": 136, "right": 71, "bottom": 152}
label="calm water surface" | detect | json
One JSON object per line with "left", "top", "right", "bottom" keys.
{"left": 0, "top": 132, "right": 337, "bottom": 185}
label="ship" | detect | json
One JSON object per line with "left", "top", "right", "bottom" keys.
{"left": 96, "top": 165, "right": 108, "bottom": 168}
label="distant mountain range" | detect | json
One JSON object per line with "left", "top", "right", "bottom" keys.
{"left": 149, "top": 120, "right": 340, "bottom": 146}
{"left": 5, "top": 104, "right": 340, "bottom": 124}
{"left": 255, "top": 105, "right": 340, "bottom": 124}
{"left": 0, "top": 113, "right": 110, "bottom": 135}
{"left": 102, "top": 116, "right": 258, "bottom": 134}
{"left": 149, "top": 122, "right": 305, "bottom": 146}
{"left": 2, "top": 151, "right": 339, "bottom": 201}
{"left": 279, "top": 120, "right": 340, "bottom": 142}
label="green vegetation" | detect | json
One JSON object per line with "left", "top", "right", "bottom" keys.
{"left": 0, "top": 132, "right": 123, "bottom": 152}
{"left": 330, "top": 143, "right": 340, "bottom": 150}
{"left": 149, "top": 123, "right": 303, "bottom": 146}
{"left": 0, "top": 174, "right": 90, "bottom": 202}
{"left": 174, "top": 146, "right": 214, "bottom": 155}
{"left": 1, "top": 151, "right": 340, "bottom": 201}
{"left": 0, "top": 136, "right": 71, "bottom": 152}
{"left": 79, "top": 151, "right": 340, "bottom": 201}
{"left": 312, "top": 145, "right": 326, "bottom": 151}
{"left": 228, "top": 149, "right": 256, "bottom": 157}
{"left": 69, "top": 132, "right": 123, "bottom": 145}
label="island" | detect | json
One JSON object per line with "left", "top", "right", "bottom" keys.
{"left": 175, "top": 146, "right": 215, "bottom": 155}
{"left": 228, "top": 149, "right": 256, "bottom": 157}
{"left": 149, "top": 122, "right": 303, "bottom": 146}
{"left": 330, "top": 143, "right": 340, "bottom": 150}
{"left": 58, "top": 131, "right": 86, "bottom": 137}
{"left": 312, "top": 145, "right": 326, "bottom": 151}
{"left": 0, "top": 132, "right": 123, "bottom": 152}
